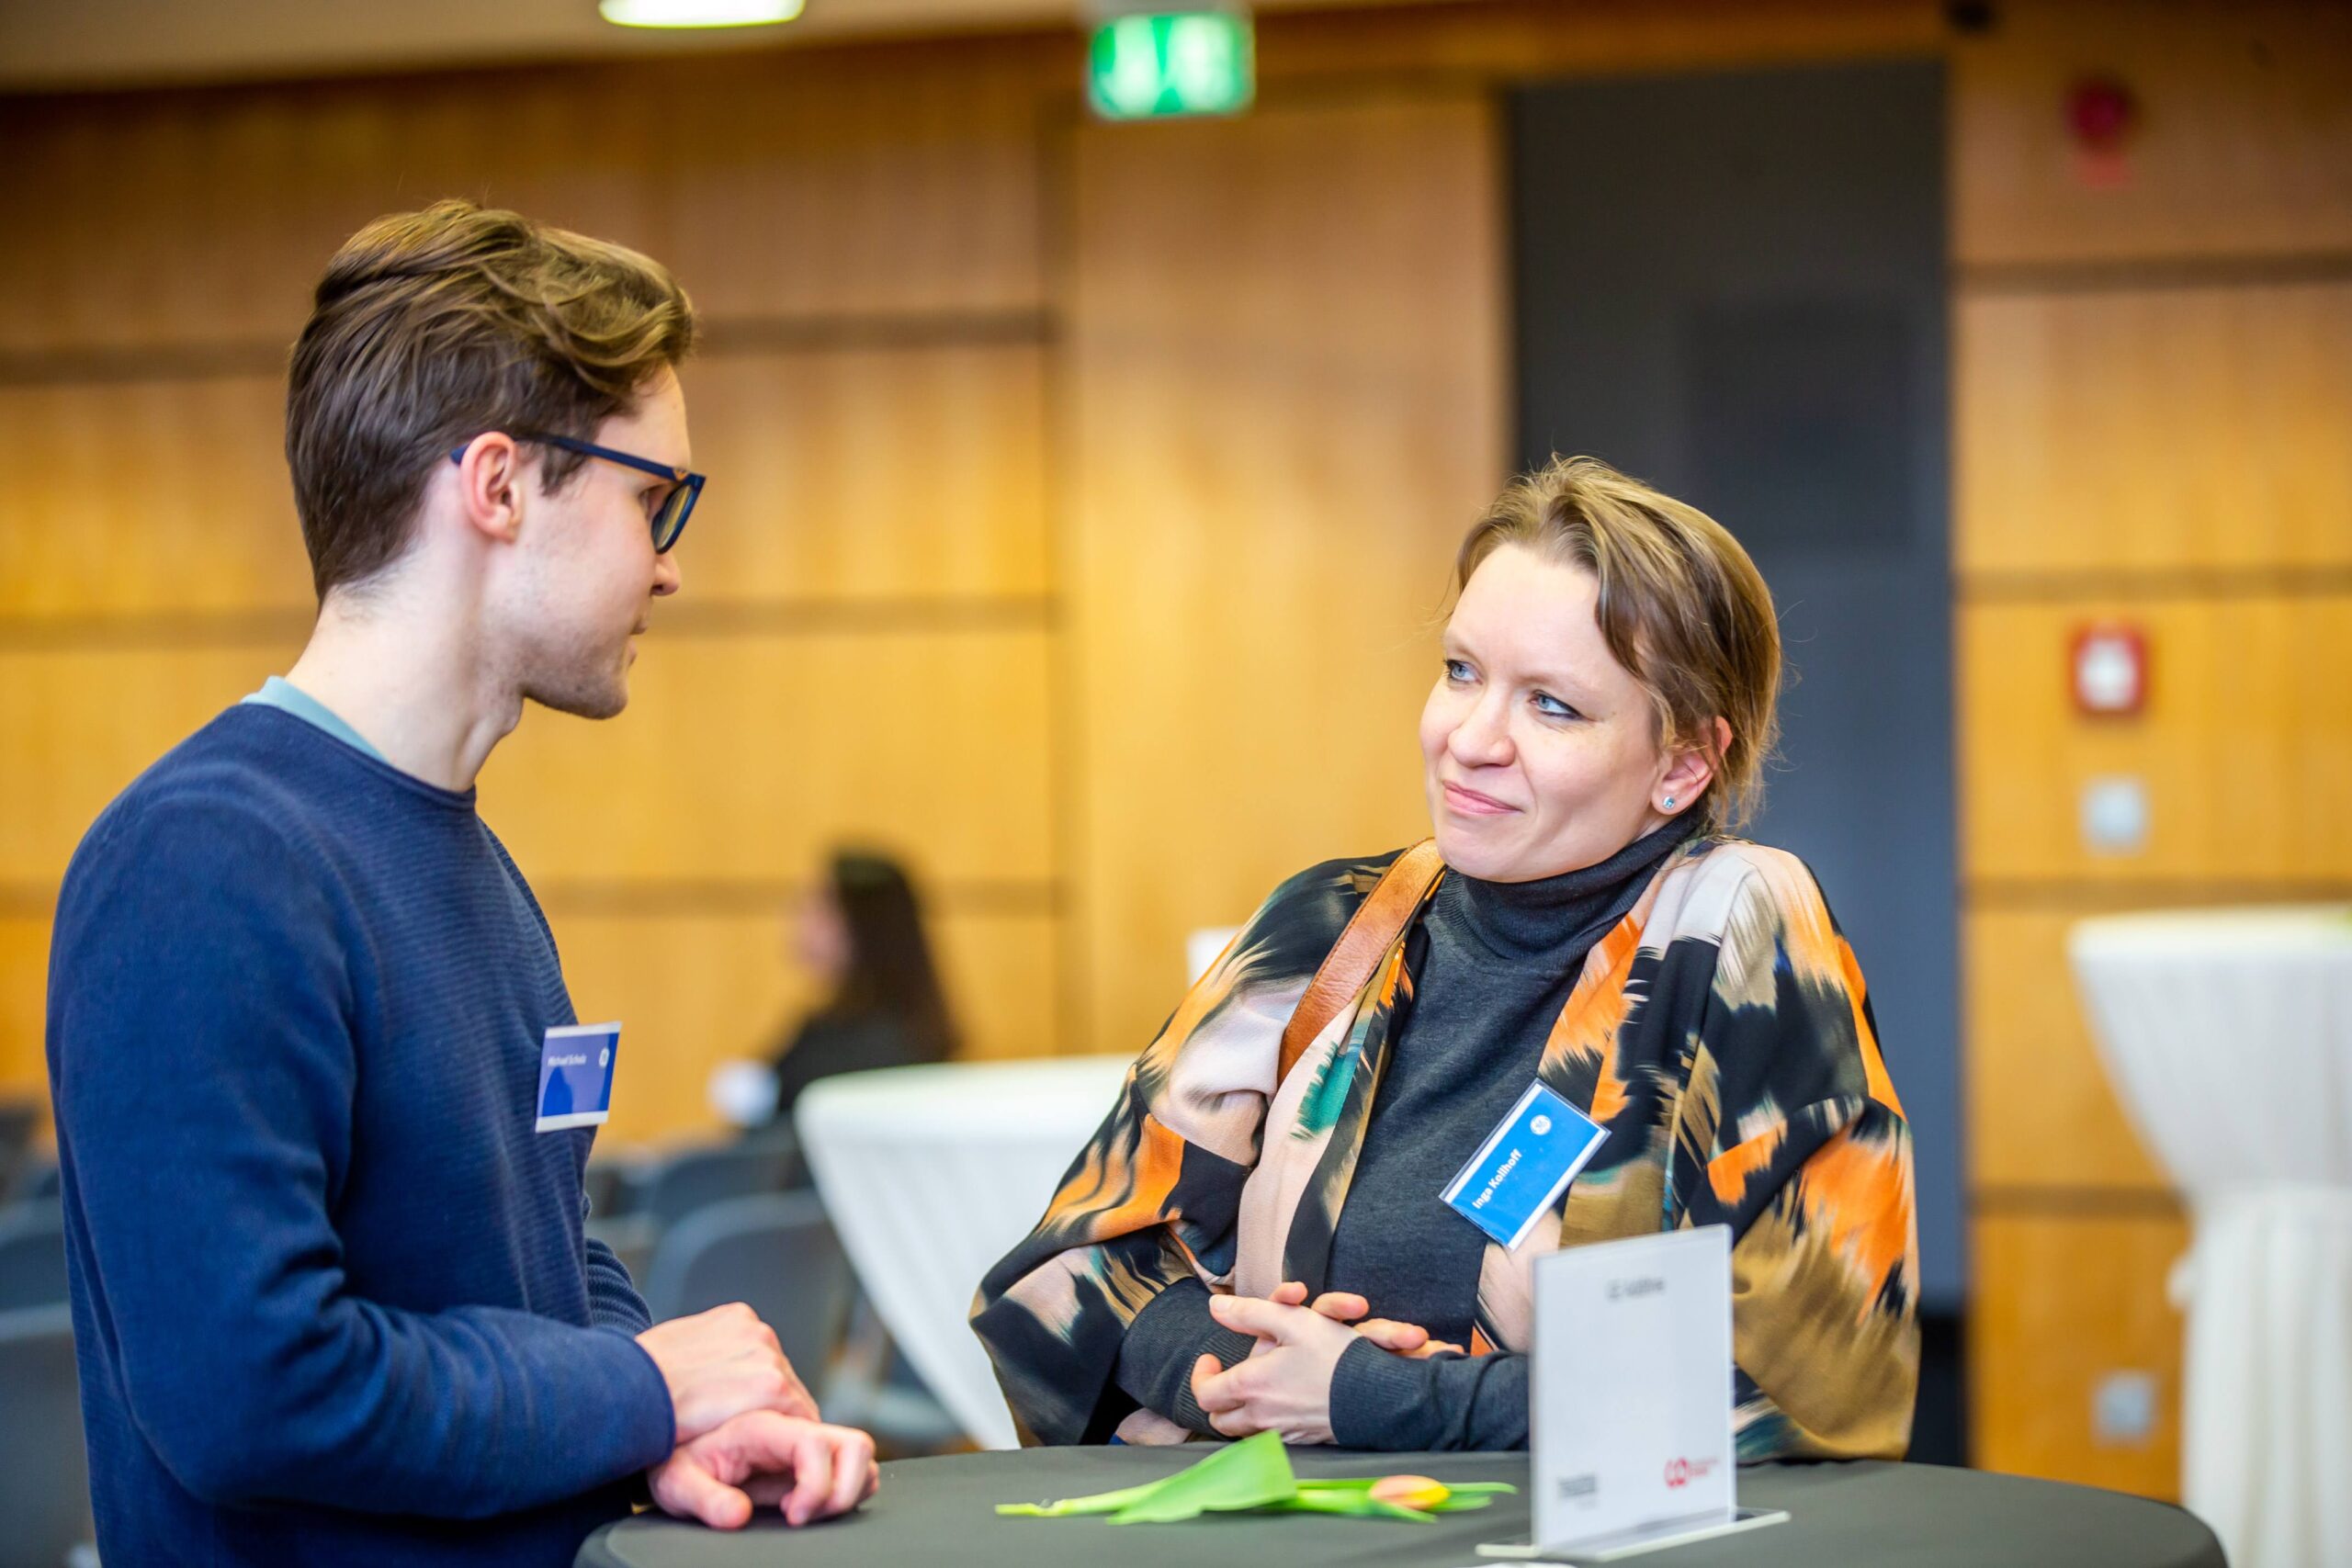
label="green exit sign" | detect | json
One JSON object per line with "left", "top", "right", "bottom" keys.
{"left": 1087, "top": 10, "right": 1255, "bottom": 120}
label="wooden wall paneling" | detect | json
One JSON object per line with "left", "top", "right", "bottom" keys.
{"left": 548, "top": 905, "right": 1059, "bottom": 1145}
{"left": 1952, "top": 0, "right": 2352, "bottom": 268}
{"left": 479, "top": 627, "right": 1056, "bottom": 888}
{"left": 372, "top": 68, "right": 668, "bottom": 260}
{"left": 0, "top": 374, "right": 309, "bottom": 619}
{"left": 1252, "top": 0, "right": 1942, "bottom": 85}
{"left": 0, "top": 67, "right": 669, "bottom": 357}
{"left": 1957, "top": 282, "right": 2352, "bottom": 581}
{"left": 1971, "top": 1209, "right": 2188, "bottom": 1498}
{"left": 1959, "top": 595, "right": 2352, "bottom": 885}
{"left": 0, "top": 917, "right": 53, "bottom": 1103}
{"left": 0, "top": 330, "right": 1048, "bottom": 630}
{"left": 0, "top": 643, "right": 299, "bottom": 886}
{"left": 1964, "top": 907, "right": 2168, "bottom": 1191}
{"left": 682, "top": 344, "right": 1049, "bottom": 604}
{"left": 1066, "top": 92, "right": 1509, "bottom": 1055}
{"left": 653, "top": 39, "right": 1055, "bottom": 322}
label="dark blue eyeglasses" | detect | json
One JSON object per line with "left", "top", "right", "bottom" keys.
{"left": 447, "top": 432, "right": 704, "bottom": 553}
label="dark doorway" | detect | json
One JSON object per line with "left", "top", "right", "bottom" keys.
{"left": 1510, "top": 61, "right": 1962, "bottom": 1460}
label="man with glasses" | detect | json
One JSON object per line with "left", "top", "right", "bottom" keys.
{"left": 46, "top": 200, "right": 875, "bottom": 1567}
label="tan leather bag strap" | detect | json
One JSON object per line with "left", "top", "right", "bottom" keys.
{"left": 1275, "top": 839, "right": 1445, "bottom": 1086}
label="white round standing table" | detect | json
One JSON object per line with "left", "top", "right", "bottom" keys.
{"left": 795, "top": 1056, "right": 1132, "bottom": 1451}
{"left": 2070, "top": 906, "right": 2352, "bottom": 1568}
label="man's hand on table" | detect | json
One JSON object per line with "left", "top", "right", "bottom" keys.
{"left": 650, "top": 1411, "right": 879, "bottom": 1529}
{"left": 637, "top": 1302, "right": 818, "bottom": 1443}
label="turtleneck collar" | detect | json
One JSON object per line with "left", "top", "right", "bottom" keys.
{"left": 1434, "top": 815, "right": 1703, "bottom": 973}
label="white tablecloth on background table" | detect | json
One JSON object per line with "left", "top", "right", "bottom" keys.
{"left": 2071, "top": 906, "right": 2352, "bottom": 1568}
{"left": 795, "top": 1056, "right": 1132, "bottom": 1450}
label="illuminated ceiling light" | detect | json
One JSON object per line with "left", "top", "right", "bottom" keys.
{"left": 597, "top": 0, "right": 804, "bottom": 28}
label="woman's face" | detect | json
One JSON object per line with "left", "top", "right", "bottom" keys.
{"left": 1419, "top": 544, "right": 1696, "bottom": 882}
{"left": 791, "top": 886, "right": 853, "bottom": 985}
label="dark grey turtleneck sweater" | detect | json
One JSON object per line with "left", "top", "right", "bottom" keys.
{"left": 1114, "top": 818, "right": 1698, "bottom": 1449}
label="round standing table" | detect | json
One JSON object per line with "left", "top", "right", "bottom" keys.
{"left": 793, "top": 1056, "right": 1133, "bottom": 1450}
{"left": 2072, "top": 905, "right": 2352, "bottom": 1568}
{"left": 579, "top": 1450, "right": 2223, "bottom": 1568}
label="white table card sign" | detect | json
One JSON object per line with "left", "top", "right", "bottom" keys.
{"left": 1480, "top": 1224, "right": 1786, "bottom": 1563}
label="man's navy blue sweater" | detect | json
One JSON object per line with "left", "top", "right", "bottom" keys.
{"left": 46, "top": 704, "right": 677, "bottom": 1567}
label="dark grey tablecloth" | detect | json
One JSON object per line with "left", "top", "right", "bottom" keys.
{"left": 578, "top": 1449, "right": 2225, "bottom": 1568}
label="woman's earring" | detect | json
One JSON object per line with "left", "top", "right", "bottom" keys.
{"left": 1663, "top": 795, "right": 1677, "bottom": 809}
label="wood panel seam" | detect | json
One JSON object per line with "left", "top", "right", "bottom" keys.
{"left": 0, "top": 309, "right": 1061, "bottom": 388}
{"left": 1959, "top": 253, "right": 2352, "bottom": 297}
{"left": 1972, "top": 1187, "right": 2184, "bottom": 1218}
{"left": 0, "top": 878, "right": 1063, "bottom": 920}
{"left": 0, "top": 596, "right": 1061, "bottom": 649}
{"left": 1968, "top": 880, "right": 2352, "bottom": 908}
{"left": 1960, "top": 570, "right": 2352, "bottom": 604}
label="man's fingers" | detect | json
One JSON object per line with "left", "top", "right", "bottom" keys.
{"left": 1270, "top": 1280, "right": 1309, "bottom": 1306}
{"left": 786, "top": 1427, "right": 834, "bottom": 1527}
{"left": 776, "top": 1361, "right": 819, "bottom": 1421}
{"left": 826, "top": 1430, "right": 875, "bottom": 1517}
{"left": 1308, "top": 1292, "right": 1370, "bottom": 1322}
{"left": 654, "top": 1453, "right": 753, "bottom": 1530}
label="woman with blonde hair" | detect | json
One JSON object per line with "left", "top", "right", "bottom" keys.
{"left": 974, "top": 457, "right": 1917, "bottom": 1458}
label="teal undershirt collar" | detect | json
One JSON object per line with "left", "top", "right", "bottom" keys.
{"left": 241, "top": 675, "right": 390, "bottom": 765}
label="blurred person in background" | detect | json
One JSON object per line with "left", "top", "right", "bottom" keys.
{"left": 765, "top": 851, "right": 959, "bottom": 1125}
{"left": 45, "top": 199, "right": 873, "bottom": 1568}
{"left": 976, "top": 457, "right": 1917, "bottom": 1459}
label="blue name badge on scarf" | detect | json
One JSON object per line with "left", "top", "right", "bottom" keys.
{"left": 536, "top": 1022, "right": 620, "bottom": 1134}
{"left": 1441, "top": 1081, "right": 1609, "bottom": 1250}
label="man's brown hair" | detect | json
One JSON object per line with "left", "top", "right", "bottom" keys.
{"left": 285, "top": 199, "right": 696, "bottom": 599}
{"left": 1453, "top": 456, "right": 1782, "bottom": 832}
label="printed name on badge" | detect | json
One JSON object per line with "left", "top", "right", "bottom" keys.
{"left": 1441, "top": 1080, "right": 1608, "bottom": 1250}
{"left": 536, "top": 1021, "right": 621, "bottom": 1134}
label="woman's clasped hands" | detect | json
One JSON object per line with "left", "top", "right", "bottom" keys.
{"left": 1187, "top": 1281, "right": 1464, "bottom": 1445}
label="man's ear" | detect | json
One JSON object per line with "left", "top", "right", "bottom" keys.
{"left": 1658, "top": 716, "right": 1733, "bottom": 814}
{"left": 450, "top": 433, "right": 526, "bottom": 546}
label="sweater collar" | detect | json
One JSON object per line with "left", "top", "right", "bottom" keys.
{"left": 1435, "top": 815, "right": 1701, "bottom": 970}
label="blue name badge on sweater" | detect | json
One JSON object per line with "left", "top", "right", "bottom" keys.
{"left": 536, "top": 1022, "right": 620, "bottom": 1134}
{"left": 1441, "top": 1081, "right": 1608, "bottom": 1250}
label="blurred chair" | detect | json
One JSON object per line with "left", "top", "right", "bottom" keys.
{"left": 0, "top": 1100, "right": 40, "bottom": 1202}
{"left": 639, "top": 1192, "right": 852, "bottom": 1390}
{"left": 0, "top": 1303, "right": 96, "bottom": 1568}
{"left": 635, "top": 1133, "right": 801, "bottom": 1232}
{"left": 583, "top": 1211, "right": 659, "bottom": 1292}
{"left": 581, "top": 1158, "right": 637, "bottom": 1224}
{"left": 822, "top": 1292, "right": 967, "bottom": 1458}
{"left": 0, "top": 1203, "right": 69, "bottom": 1314}
{"left": 8, "top": 1154, "right": 60, "bottom": 1207}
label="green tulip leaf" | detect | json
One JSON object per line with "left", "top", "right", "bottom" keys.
{"left": 996, "top": 1436, "right": 1518, "bottom": 1526}
{"left": 996, "top": 1476, "right": 1169, "bottom": 1517}
{"left": 1272, "top": 1492, "right": 1436, "bottom": 1522}
{"left": 1107, "top": 1432, "right": 1301, "bottom": 1523}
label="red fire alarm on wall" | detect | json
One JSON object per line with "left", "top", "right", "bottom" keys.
{"left": 2066, "top": 73, "right": 2140, "bottom": 189}
{"left": 2072, "top": 622, "right": 2149, "bottom": 716}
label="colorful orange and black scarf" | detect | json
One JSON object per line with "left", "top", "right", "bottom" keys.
{"left": 973, "top": 836, "right": 1917, "bottom": 1456}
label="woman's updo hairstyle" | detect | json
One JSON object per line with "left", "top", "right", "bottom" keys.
{"left": 1453, "top": 455, "right": 1781, "bottom": 833}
